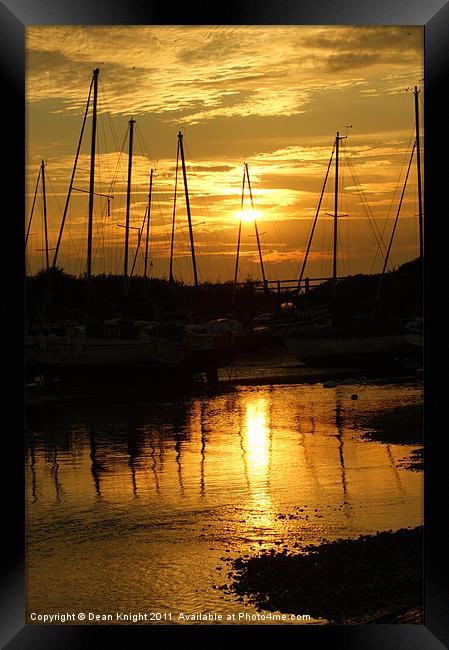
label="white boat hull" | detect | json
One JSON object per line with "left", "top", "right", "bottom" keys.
{"left": 72, "top": 338, "right": 187, "bottom": 365}
{"left": 26, "top": 322, "right": 233, "bottom": 385}
{"left": 27, "top": 337, "right": 188, "bottom": 367}
{"left": 284, "top": 333, "right": 405, "bottom": 364}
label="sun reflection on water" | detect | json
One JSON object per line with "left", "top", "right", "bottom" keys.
{"left": 242, "top": 396, "right": 275, "bottom": 531}
{"left": 245, "top": 398, "right": 270, "bottom": 478}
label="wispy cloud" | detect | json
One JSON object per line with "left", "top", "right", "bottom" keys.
{"left": 26, "top": 25, "right": 423, "bottom": 123}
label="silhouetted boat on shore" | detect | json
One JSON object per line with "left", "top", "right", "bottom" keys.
{"left": 283, "top": 315, "right": 407, "bottom": 366}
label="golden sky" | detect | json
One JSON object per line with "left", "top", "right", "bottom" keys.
{"left": 25, "top": 25, "right": 423, "bottom": 283}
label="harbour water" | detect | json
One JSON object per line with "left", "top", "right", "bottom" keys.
{"left": 26, "top": 367, "right": 423, "bottom": 625}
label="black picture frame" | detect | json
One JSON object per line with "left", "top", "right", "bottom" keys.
{"left": 4, "top": 1, "right": 448, "bottom": 648}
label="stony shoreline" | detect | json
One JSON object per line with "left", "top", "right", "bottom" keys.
{"left": 224, "top": 526, "right": 423, "bottom": 625}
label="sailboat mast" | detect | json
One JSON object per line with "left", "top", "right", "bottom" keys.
{"left": 53, "top": 75, "right": 93, "bottom": 269}
{"left": 124, "top": 118, "right": 135, "bottom": 284}
{"left": 169, "top": 140, "right": 180, "bottom": 284}
{"left": 86, "top": 67, "right": 99, "bottom": 279}
{"left": 41, "top": 160, "right": 49, "bottom": 272}
{"left": 297, "top": 147, "right": 334, "bottom": 292}
{"left": 332, "top": 131, "right": 347, "bottom": 299}
{"left": 414, "top": 86, "right": 423, "bottom": 259}
{"left": 178, "top": 131, "right": 199, "bottom": 287}
{"left": 245, "top": 163, "right": 266, "bottom": 284}
{"left": 372, "top": 142, "right": 416, "bottom": 316}
{"left": 130, "top": 212, "right": 146, "bottom": 279}
{"left": 25, "top": 166, "right": 41, "bottom": 249}
{"left": 233, "top": 166, "right": 246, "bottom": 286}
{"left": 232, "top": 166, "right": 246, "bottom": 309}
{"left": 332, "top": 131, "right": 340, "bottom": 293}
{"left": 143, "top": 168, "right": 153, "bottom": 280}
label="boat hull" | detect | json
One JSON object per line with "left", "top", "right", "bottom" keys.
{"left": 403, "top": 333, "right": 423, "bottom": 349}
{"left": 283, "top": 333, "right": 406, "bottom": 366}
{"left": 26, "top": 335, "right": 232, "bottom": 386}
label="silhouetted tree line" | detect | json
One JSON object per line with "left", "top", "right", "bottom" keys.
{"left": 296, "top": 257, "right": 422, "bottom": 319}
{"left": 26, "top": 258, "right": 422, "bottom": 325}
{"left": 26, "top": 267, "right": 278, "bottom": 324}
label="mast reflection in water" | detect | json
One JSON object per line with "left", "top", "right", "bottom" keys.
{"left": 26, "top": 381, "right": 423, "bottom": 622}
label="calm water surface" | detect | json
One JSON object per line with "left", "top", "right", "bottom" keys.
{"left": 26, "top": 379, "right": 423, "bottom": 624}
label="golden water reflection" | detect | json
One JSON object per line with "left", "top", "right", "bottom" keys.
{"left": 244, "top": 398, "right": 270, "bottom": 481}
{"left": 26, "top": 384, "right": 423, "bottom": 532}
{"left": 26, "top": 382, "right": 423, "bottom": 619}
{"left": 241, "top": 396, "right": 275, "bottom": 531}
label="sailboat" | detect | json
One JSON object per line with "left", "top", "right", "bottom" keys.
{"left": 244, "top": 157, "right": 333, "bottom": 341}
{"left": 283, "top": 90, "right": 423, "bottom": 366}
{"left": 283, "top": 314, "right": 407, "bottom": 366}
{"left": 25, "top": 70, "right": 215, "bottom": 387}
{"left": 168, "top": 130, "right": 234, "bottom": 377}
{"left": 198, "top": 162, "right": 273, "bottom": 354}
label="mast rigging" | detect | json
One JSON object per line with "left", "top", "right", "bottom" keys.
{"left": 178, "top": 131, "right": 198, "bottom": 287}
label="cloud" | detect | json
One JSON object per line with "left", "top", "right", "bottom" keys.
{"left": 326, "top": 53, "right": 380, "bottom": 73}
{"left": 302, "top": 26, "right": 423, "bottom": 72}
{"left": 26, "top": 25, "right": 423, "bottom": 125}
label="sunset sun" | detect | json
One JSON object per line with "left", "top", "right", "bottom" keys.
{"left": 236, "top": 208, "right": 261, "bottom": 223}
